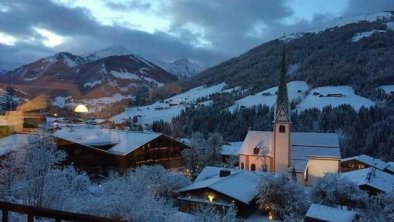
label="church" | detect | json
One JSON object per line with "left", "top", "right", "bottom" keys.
{"left": 239, "top": 47, "right": 341, "bottom": 186}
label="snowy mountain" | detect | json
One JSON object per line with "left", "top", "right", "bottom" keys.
{"left": 0, "top": 51, "right": 177, "bottom": 115}
{"left": 158, "top": 58, "right": 204, "bottom": 78}
{"left": 85, "top": 45, "right": 132, "bottom": 62}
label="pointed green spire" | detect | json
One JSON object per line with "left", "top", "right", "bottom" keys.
{"left": 275, "top": 45, "right": 290, "bottom": 121}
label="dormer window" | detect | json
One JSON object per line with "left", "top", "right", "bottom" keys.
{"left": 279, "top": 125, "right": 286, "bottom": 133}
{"left": 253, "top": 147, "right": 260, "bottom": 155}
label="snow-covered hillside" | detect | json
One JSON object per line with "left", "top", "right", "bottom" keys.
{"left": 228, "top": 81, "right": 309, "bottom": 112}
{"left": 296, "top": 86, "right": 375, "bottom": 112}
{"left": 283, "top": 11, "right": 393, "bottom": 42}
{"left": 85, "top": 45, "right": 131, "bottom": 62}
{"left": 378, "top": 85, "right": 394, "bottom": 94}
{"left": 159, "top": 58, "right": 204, "bottom": 78}
{"left": 111, "top": 83, "right": 226, "bottom": 124}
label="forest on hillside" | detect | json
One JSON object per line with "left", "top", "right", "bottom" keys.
{"left": 152, "top": 91, "right": 394, "bottom": 161}
{"left": 179, "top": 19, "right": 394, "bottom": 100}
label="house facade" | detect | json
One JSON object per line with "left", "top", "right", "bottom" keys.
{"left": 54, "top": 125, "right": 189, "bottom": 176}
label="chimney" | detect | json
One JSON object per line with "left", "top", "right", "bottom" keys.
{"left": 219, "top": 169, "right": 231, "bottom": 177}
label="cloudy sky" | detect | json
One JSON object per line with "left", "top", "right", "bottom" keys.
{"left": 0, "top": 0, "right": 393, "bottom": 70}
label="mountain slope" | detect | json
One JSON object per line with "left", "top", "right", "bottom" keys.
{"left": 157, "top": 58, "right": 204, "bottom": 78}
{"left": 185, "top": 12, "right": 394, "bottom": 98}
{"left": 85, "top": 45, "right": 132, "bottom": 62}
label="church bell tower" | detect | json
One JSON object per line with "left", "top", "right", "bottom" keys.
{"left": 273, "top": 45, "right": 291, "bottom": 173}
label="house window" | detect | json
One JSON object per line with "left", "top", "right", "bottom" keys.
{"left": 251, "top": 164, "right": 256, "bottom": 171}
{"left": 241, "top": 162, "right": 244, "bottom": 169}
{"left": 279, "top": 125, "right": 286, "bottom": 133}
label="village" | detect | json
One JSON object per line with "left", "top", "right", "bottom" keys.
{"left": 0, "top": 48, "right": 393, "bottom": 222}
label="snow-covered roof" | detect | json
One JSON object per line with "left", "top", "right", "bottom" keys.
{"left": 53, "top": 126, "right": 162, "bottom": 155}
{"left": 341, "top": 155, "right": 390, "bottom": 171}
{"left": 239, "top": 131, "right": 341, "bottom": 171}
{"left": 178, "top": 166, "right": 260, "bottom": 204}
{"left": 239, "top": 131, "right": 273, "bottom": 156}
{"left": 340, "top": 168, "right": 394, "bottom": 193}
{"left": 0, "top": 134, "right": 29, "bottom": 156}
{"left": 221, "top": 142, "right": 243, "bottom": 156}
{"left": 306, "top": 204, "right": 359, "bottom": 222}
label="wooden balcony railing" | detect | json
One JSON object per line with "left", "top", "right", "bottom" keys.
{"left": 0, "top": 201, "right": 128, "bottom": 222}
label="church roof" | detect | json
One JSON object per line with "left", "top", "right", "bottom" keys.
{"left": 238, "top": 131, "right": 273, "bottom": 156}
{"left": 239, "top": 131, "right": 341, "bottom": 171}
{"left": 275, "top": 45, "right": 290, "bottom": 121}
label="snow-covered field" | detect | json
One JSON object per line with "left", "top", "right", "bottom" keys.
{"left": 228, "top": 81, "right": 309, "bottom": 112}
{"left": 351, "top": 30, "right": 386, "bottom": 42}
{"left": 378, "top": 85, "right": 394, "bottom": 94}
{"left": 296, "top": 86, "right": 375, "bottom": 112}
{"left": 111, "top": 83, "right": 226, "bottom": 124}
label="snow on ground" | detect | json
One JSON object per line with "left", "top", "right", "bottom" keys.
{"left": 84, "top": 80, "right": 103, "bottom": 88}
{"left": 386, "top": 21, "right": 394, "bottom": 30}
{"left": 310, "top": 11, "right": 392, "bottom": 33}
{"left": 111, "top": 83, "right": 226, "bottom": 124}
{"left": 52, "top": 96, "right": 71, "bottom": 108}
{"left": 378, "top": 85, "right": 394, "bottom": 94}
{"left": 110, "top": 69, "right": 140, "bottom": 80}
{"left": 228, "top": 81, "right": 309, "bottom": 112}
{"left": 351, "top": 30, "right": 386, "bottom": 42}
{"left": 296, "top": 86, "right": 375, "bottom": 112}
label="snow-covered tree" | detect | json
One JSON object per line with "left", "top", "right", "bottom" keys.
{"left": 81, "top": 165, "right": 190, "bottom": 221}
{"left": 15, "top": 132, "right": 67, "bottom": 207}
{"left": 361, "top": 193, "right": 394, "bottom": 222}
{"left": 182, "top": 132, "right": 207, "bottom": 174}
{"left": 257, "top": 173, "right": 310, "bottom": 221}
{"left": 310, "top": 173, "right": 367, "bottom": 209}
{"left": 192, "top": 204, "right": 238, "bottom": 222}
{"left": 207, "top": 132, "right": 224, "bottom": 160}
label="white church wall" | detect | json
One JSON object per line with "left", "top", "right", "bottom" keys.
{"left": 305, "top": 157, "right": 340, "bottom": 186}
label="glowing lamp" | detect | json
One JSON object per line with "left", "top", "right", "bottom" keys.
{"left": 268, "top": 211, "right": 274, "bottom": 220}
{"left": 74, "top": 104, "right": 89, "bottom": 113}
{"left": 207, "top": 193, "right": 214, "bottom": 202}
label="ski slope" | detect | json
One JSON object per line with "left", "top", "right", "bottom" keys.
{"left": 228, "top": 81, "right": 309, "bottom": 112}
{"left": 296, "top": 86, "right": 375, "bottom": 112}
{"left": 111, "top": 83, "right": 226, "bottom": 124}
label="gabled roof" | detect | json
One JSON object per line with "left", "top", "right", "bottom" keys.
{"left": 178, "top": 166, "right": 260, "bottom": 204}
{"left": 340, "top": 168, "right": 394, "bottom": 193}
{"left": 0, "top": 134, "right": 30, "bottom": 156}
{"left": 306, "top": 204, "right": 359, "bottom": 222}
{"left": 53, "top": 126, "right": 162, "bottom": 155}
{"left": 221, "top": 141, "right": 243, "bottom": 156}
{"left": 341, "top": 155, "right": 390, "bottom": 171}
{"left": 239, "top": 131, "right": 273, "bottom": 156}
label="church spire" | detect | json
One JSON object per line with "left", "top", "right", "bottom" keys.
{"left": 274, "top": 45, "right": 290, "bottom": 122}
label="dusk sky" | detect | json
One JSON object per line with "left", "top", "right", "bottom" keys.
{"left": 0, "top": 0, "right": 393, "bottom": 69}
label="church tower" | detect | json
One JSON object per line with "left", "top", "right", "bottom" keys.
{"left": 272, "top": 45, "right": 291, "bottom": 173}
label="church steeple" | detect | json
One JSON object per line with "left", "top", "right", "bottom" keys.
{"left": 274, "top": 45, "right": 290, "bottom": 122}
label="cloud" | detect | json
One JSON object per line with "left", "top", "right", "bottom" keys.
{"left": 0, "top": 0, "right": 393, "bottom": 71}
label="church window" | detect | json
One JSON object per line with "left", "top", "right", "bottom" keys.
{"left": 241, "top": 162, "right": 244, "bottom": 169}
{"left": 253, "top": 147, "right": 260, "bottom": 155}
{"left": 279, "top": 125, "right": 286, "bottom": 133}
{"left": 251, "top": 164, "right": 256, "bottom": 171}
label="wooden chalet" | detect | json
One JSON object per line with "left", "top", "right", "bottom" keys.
{"left": 341, "top": 155, "right": 394, "bottom": 174}
{"left": 53, "top": 125, "right": 189, "bottom": 176}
